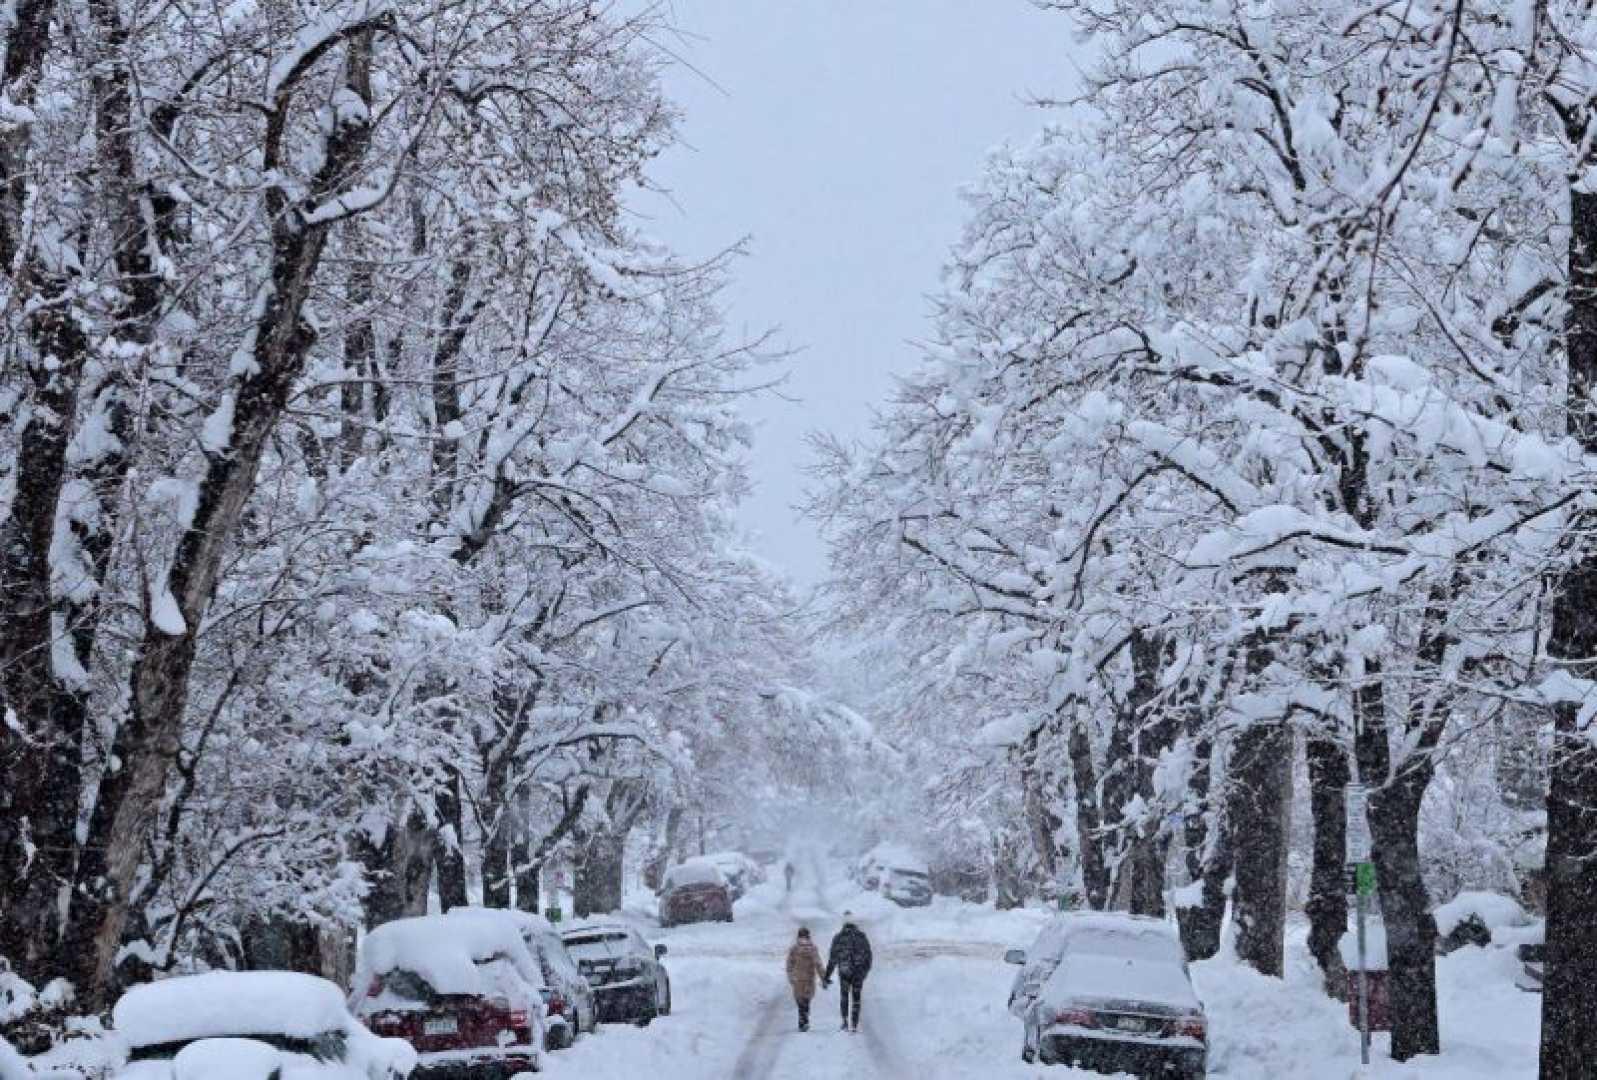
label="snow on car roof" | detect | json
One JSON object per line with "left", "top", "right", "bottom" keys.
{"left": 663, "top": 858, "right": 727, "bottom": 889}
{"left": 358, "top": 913, "right": 544, "bottom": 995}
{"left": 1025, "top": 912, "right": 1181, "bottom": 966}
{"left": 446, "top": 905, "right": 559, "bottom": 937}
{"left": 868, "top": 843, "right": 928, "bottom": 873}
{"left": 112, "top": 971, "right": 351, "bottom": 1050}
{"left": 703, "top": 851, "right": 756, "bottom": 870}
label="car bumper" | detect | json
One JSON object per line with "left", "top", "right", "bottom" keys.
{"left": 412, "top": 1047, "right": 541, "bottom": 1078}
{"left": 592, "top": 981, "right": 655, "bottom": 1021}
{"left": 1040, "top": 1028, "right": 1205, "bottom": 1076}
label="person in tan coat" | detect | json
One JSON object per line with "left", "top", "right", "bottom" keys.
{"left": 786, "top": 927, "right": 825, "bottom": 1030}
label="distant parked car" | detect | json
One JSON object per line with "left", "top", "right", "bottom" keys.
{"left": 702, "top": 851, "right": 766, "bottom": 900}
{"left": 111, "top": 970, "right": 414, "bottom": 1080}
{"left": 856, "top": 843, "right": 930, "bottom": 900}
{"left": 560, "top": 920, "right": 672, "bottom": 1026}
{"left": 445, "top": 907, "right": 598, "bottom": 1051}
{"left": 1006, "top": 913, "right": 1207, "bottom": 1078}
{"left": 881, "top": 862, "right": 933, "bottom": 908}
{"left": 351, "top": 913, "right": 549, "bottom": 1078}
{"left": 658, "top": 858, "right": 734, "bottom": 927}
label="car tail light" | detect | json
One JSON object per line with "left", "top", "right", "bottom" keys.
{"left": 367, "top": 1012, "right": 404, "bottom": 1036}
{"left": 545, "top": 992, "right": 568, "bottom": 1018}
{"left": 1173, "top": 1015, "right": 1207, "bottom": 1040}
{"left": 489, "top": 996, "right": 531, "bottom": 1030}
{"left": 1047, "top": 1006, "right": 1098, "bottom": 1028}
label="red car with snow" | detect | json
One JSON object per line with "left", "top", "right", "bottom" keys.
{"left": 351, "top": 913, "right": 549, "bottom": 1078}
{"left": 658, "top": 858, "right": 734, "bottom": 927}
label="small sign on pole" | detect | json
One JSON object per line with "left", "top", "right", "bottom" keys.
{"left": 545, "top": 906, "right": 563, "bottom": 924}
{"left": 1345, "top": 783, "right": 1371, "bottom": 864}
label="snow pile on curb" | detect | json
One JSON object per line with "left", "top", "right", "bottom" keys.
{"left": 1434, "top": 892, "right": 1530, "bottom": 938}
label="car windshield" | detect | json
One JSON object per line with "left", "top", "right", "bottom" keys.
{"left": 563, "top": 932, "right": 633, "bottom": 961}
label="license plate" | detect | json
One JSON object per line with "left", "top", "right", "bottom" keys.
{"left": 1115, "top": 1016, "right": 1147, "bottom": 1032}
{"left": 423, "top": 1017, "right": 458, "bottom": 1035}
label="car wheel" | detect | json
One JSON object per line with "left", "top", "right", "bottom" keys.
{"left": 660, "top": 977, "right": 673, "bottom": 1017}
{"left": 636, "top": 996, "right": 659, "bottom": 1027}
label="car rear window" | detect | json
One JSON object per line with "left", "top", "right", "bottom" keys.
{"left": 562, "top": 932, "right": 631, "bottom": 961}
{"left": 1069, "top": 929, "right": 1183, "bottom": 963}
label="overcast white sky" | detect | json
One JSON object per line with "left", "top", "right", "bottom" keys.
{"left": 628, "top": 2, "right": 1080, "bottom": 585}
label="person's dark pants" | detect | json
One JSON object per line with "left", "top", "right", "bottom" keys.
{"left": 796, "top": 996, "right": 811, "bottom": 1030}
{"left": 839, "top": 975, "right": 864, "bottom": 1029}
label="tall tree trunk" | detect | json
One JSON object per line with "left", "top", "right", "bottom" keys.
{"left": 357, "top": 808, "right": 433, "bottom": 927}
{"left": 1067, "top": 713, "right": 1109, "bottom": 910}
{"left": 574, "top": 828, "right": 626, "bottom": 918}
{"left": 1305, "top": 729, "right": 1351, "bottom": 998}
{"left": 1227, "top": 718, "right": 1292, "bottom": 976}
{"left": 0, "top": 31, "right": 76, "bottom": 980}
{"left": 1368, "top": 770, "right": 1438, "bottom": 1059}
{"left": 1354, "top": 666, "right": 1442, "bottom": 1061}
{"left": 435, "top": 775, "right": 469, "bottom": 911}
{"left": 0, "top": 285, "right": 94, "bottom": 986}
{"left": 511, "top": 791, "right": 539, "bottom": 913}
{"left": 643, "top": 805, "right": 684, "bottom": 893}
{"left": 482, "top": 811, "right": 511, "bottom": 909}
{"left": 86, "top": 32, "right": 384, "bottom": 1005}
{"left": 1175, "top": 725, "right": 1229, "bottom": 959}
{"left": 1541, "top": 185, "right": 1597, "bottom": 1080}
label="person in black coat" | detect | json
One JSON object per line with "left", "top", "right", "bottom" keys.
{"left": 823, "top": 912, "right": 873, "bottom": 1031}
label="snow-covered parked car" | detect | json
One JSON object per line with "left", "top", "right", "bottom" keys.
{"left": 657, "top": 858, "right": 734, "bottom": 927}
{"left": 701, "top": 851, "right": 766, "bottom": 900}
{"left": 857, "top": 843, "right": 932, "bottom": 905}
{"left": 559, "top": 921, "right": 672, "bottom": 1026}
{"left": 350, "top": 914, "right": 548, "bottom": 1078}
{"left": 443, "top": 907, "right": 598, "bottom": 1051}
{"left": 1005, "top": 913, "right": 1207, "bottom": 1078}
{"left": 111, "top": 970, "right": 415, "bottom": 1080}
{"left": 880, "top": 860, "right": 933, "bottom": 907}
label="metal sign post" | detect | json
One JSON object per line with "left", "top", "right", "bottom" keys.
{"left": 1356, "top": 862, "right": 1375, "bottom": 1065}
{"left": 1346, "top": 783, "right": 1373, "bottom": 1066}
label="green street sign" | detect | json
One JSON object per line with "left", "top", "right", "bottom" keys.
{"left": 1355, "top": 862, "right": 1376, "bottom": 897}
{"left": 545, "top": 906, "right": 563, "bottom": 923}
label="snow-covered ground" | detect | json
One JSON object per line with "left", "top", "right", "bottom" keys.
{"left": 541, "top": 860, "right": 1541, "bottom": 1079}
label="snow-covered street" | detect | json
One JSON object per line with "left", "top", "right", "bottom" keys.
{"left": 542, "top": 862, "right": 1542, "bottom": 1079}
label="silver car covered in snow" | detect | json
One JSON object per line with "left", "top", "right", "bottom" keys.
{"left": 1006, "top": 913, "right": 1207, "bottom": 1078}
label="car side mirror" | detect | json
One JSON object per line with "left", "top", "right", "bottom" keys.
{"left": 1004, "top": 949, "right": 1027, "bottom": 966}
{"left": 655, "top": 944, "right": 668, "bottom": 958}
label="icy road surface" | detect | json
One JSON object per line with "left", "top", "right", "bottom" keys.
{"left": 541, "top": 863, "right": 1540, "bottom": 1079}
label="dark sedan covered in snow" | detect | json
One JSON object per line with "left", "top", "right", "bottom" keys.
{"left": 1006, "top": 913, "right": 1207, "bottom": 1078}
{"left": 560, "top": 921, "right": 672, "bottom": 1026}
